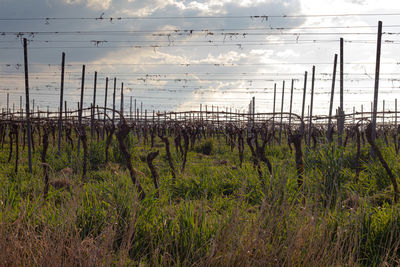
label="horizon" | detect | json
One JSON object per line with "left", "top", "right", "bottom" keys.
{"left": 1, "top": 0, "right": 400, "bottom": 118}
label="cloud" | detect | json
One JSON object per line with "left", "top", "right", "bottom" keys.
{"left": 276, "top": 49, "right": 299, "bottom": 58}
{"left": 64, "top": 0, "right": 112, "bottom": 10}
{"left": 0, "top": 0, "right": 323, "bottom": 112}
{"left": 87, "top": 0, "right": 112, "bottom": 10}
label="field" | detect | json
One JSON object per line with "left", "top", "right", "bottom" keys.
{"left": 1, "top": 110, "right": 400, "bottom": 266}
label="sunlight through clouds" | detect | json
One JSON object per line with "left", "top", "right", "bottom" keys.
{"left": 1, "top": 0, "right": 400, "bottom": 115}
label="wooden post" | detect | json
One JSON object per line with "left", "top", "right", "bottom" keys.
{"left": 120, "top": 82, "right": 124, "bottom": 118}
{"left": 6, "top": 93, "right": 9, "bottom": 143}
{"left": 134, "top": 99, "right": 137, "bottom": 121}
{"left": 57, "top": 52, "right": 65, "bottom": 154}
{"left": 338, "top": 38, "right": 345, "bottom": 147}
{"left": 91, "top": 71, "right": 97, "bottom": 139}
{"left": 279, "top": 81, "right": 285, "bottom": 144}
{"left": 247, "top": 100, "right": 252, "bottom": 137}
{"left": 205, "top": 105, "right": 207, "bottom": 122}
{"left": 140, "top": 101, "right": 143, "bottom": 120}
{"left": 103, "top": 77, "right": 108, "bottom": 140}
{"left": 6, "top": 93, "right": 9, "bottom": 120}
{"left": 308, "top": 66, "right": 316, "bottom": 148}
{"left": 289, "top": 79, "right": 294, "bottom": 128}
{"left": 252, "top": 96, "right": 255, "bottom": 122}
{"left": 272, "top": 83, "right": 276, "bottom": 137}
{"left": 19, "top": 96, "right": 22, "bottom": 144}
{"left": 382, "top": 100, "right": 385, "bottom": 127}
{"left": 200, "top": 103, "right": 203, "bottom": 122}
{"left": 371, "top": 21, "right": 383, "bottom": 143}
{"left": 394, "top": 98, "right": 399, "bottom": 153}
{"left": 77, "top": 64, "right": 85, "bottom": 154}
{"left": 361, "top": 104, "right": 364, "bottom": 127}
{"left": 217, "top": 106, "right": 220, "bottom": 130}
{"left": 130, "top": 96, "right": 132, "bottom": 122}
{"left": 145, "top": 109, "right": 147, "bottom": 144}
{"left": 327, "top": 54, "right": 338, "bottom": 141}
{"left": 23, "top": 38, "right": 33, "bottom": 173}
{"left": 340, "top": 38, "right": 344, "bottom": 112}
{"left": 301, "top": 71, "right": 307, "bottom": 135}
{"left": 112, "top": 77, "right": 116, "bottom": 124}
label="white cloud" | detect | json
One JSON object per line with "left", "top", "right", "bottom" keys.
{"left": 117, "top": 0, "right": 181, "bottom": 17}
{"left": 64, "top": 0, "right": 112, "bottom": 10}
{"left": 87, "top": 0, "right": 112, "bottom": 10}
{"left": 250, "top": 49, "right": 274, "bottom": 56}
{"left": 277, "top": 49, "right": 298, "bottom": 58}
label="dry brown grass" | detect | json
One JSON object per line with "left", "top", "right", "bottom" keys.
{"left": 0, "top": 210, "right": 119, "bottom": 266}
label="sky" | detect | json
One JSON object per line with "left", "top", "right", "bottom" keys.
{"left": 2, "top": 0, "right": 400, "bottom": 120}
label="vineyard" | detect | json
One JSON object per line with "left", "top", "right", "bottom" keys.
{"left": 3, "top": 92, "right": 400, "bottom": 265}
{"left": 3, "top": 11, "right": 400, "bottom": 266}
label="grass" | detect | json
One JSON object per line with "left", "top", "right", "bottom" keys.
{"left": 1, "top": 131, "right": 400, "bottom": 266}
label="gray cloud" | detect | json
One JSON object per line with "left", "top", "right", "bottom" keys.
{"left": 4, "top": 0, "right": 365, "bottom": 114}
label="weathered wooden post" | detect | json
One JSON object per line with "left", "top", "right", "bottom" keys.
{"left": 112, "top": 77, "right": 116, "bottom": 125}
{"left": 23, "top": 38, "right": 32, "bottom": 173}
{"left": 252, "top": 96, "right": 255, "bottom": 121}
{"left": 289, "top": 79, "right": 294, "bottom": 128}
{"left": 140, "top": 101, "right": 143, "bottom": 121}
{"left": 371, "top": 21, "right": 383, "bottom": 147}
{"left": 102, "top": 77, "right": 108, "bottom": 140}
{"left": 205, "top": 105, "right": 208, "bottom": 122}
{"left": 272, "top": 83, "right": 277, "bottom": 136}
{"left": 360, "top": 104, "right": 364, "bottom": 135}
{"left": 394, "top": 98, "right": 399, "bottom": 154}
{"left": 6, "top": 93, "right": 9, "bottom": 144}
{"left": 279, "top": 81, "right": 285, "bottom": 144}
{"left": 200, "top": 103, "right": 203, "bottom": 122}
{"left": 130, "top": 96, "right": 133, "bottom": 122}
{"left": 57, "top": 52, "right": 65, "bottom": 155}
{"left": 382, "top": 100, "right": 385, "bottom": 127}
{"left": 301, "top": 71, "right": 307, "bottom": 136}
{"left": 19, "top": 95, "right": 22, "bottom": 144}
{"left": 217, "top": 106, "right": 220, "bottom": 130}
{"left": 120, "top": 82, "right": 124, "bottom": 117}
{"left": 338, "top": 38, "right": 345, "bottom": 147}
{"left": 91, "top": 71, "right": 97, "bottom": 139}
{"left": 134, "top": 99, "right": 137, "bottom": 121}
{"left": 6, "top": 93, "right": 9, "bottom": 120}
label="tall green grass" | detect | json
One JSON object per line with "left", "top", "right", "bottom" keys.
{"left": 1, "top": 133, "right": 400, "bottom": 265}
